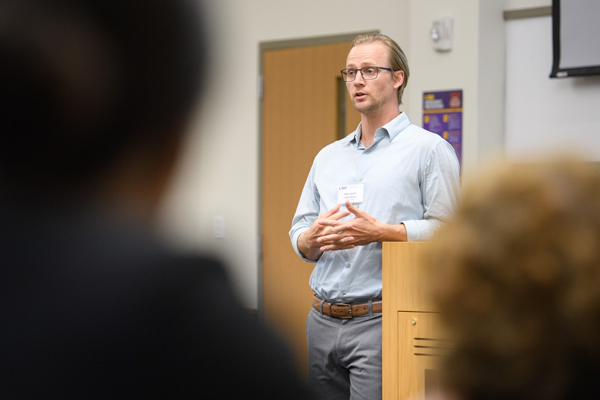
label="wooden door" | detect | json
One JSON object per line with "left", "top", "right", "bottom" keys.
{"left": 261, "top": 40, "right": 362, "bottom": 377}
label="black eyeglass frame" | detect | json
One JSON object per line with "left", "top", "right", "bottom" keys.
{"left": 340, "top": 66, "right": 393, "bottom": 82}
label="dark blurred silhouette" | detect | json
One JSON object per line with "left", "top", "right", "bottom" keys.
{"left": 0, "top": 0, "right": 311, "bottom": 398}
{"left": 425, "top": 160, "right": 600, "bottom": 400}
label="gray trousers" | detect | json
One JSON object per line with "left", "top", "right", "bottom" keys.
{"left": 306, "top": 307, "right": 382, "bottom": 400}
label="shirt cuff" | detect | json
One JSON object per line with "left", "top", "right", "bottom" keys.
{"left": 401, "top": 220, "right": 421, "bottom": 242}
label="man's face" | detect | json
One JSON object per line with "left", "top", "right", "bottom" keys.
{"left": 345, "top": 42, "right": 403, "bottom": 117}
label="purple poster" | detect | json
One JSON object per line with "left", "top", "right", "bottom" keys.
{"left": 423, "top": 90, "right": 463, "bottom": 173}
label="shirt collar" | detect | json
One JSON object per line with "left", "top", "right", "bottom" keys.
{"left": 342, "top": 112, "right": 411, "bottom": 147}
{"left": 340, "top": 123, "right": 361, "bottom": 146}
{"left": 381, "top": 112, "right": 411, "bottom": 141}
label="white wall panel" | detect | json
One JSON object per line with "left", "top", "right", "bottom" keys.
{"left": 505, "top": 16, "right": 600, "bottom": 161}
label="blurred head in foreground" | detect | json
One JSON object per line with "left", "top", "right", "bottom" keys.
{"left": 0, "top": 1, "right": 314, "bottom": 398}
{"left": 426, "top": 160, "right": 600, "bottom": 400}
{"left": 0, "top": 0, "right": 205, "bottom": 218}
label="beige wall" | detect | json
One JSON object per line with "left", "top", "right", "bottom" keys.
{"left": 409, "top": 0, "right": 488, "bottom": 178}
{"left": 158, "top": 0, "right": 545, "bottom": 308}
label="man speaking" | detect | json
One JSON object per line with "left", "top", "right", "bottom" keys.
{"left": 290, "top": 33, "right": 460, "bottom": 400}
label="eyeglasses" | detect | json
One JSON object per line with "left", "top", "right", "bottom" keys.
{"left": 340, "top": 66, "right": 393, "bottom": 82}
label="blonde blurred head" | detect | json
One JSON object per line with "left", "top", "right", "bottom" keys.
{"left": 425, "top": 159, "right": 600, "bottom": 400}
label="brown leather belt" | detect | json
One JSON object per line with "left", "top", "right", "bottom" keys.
{"left": 312, "top": 295, "right": 382, "bottom": 319}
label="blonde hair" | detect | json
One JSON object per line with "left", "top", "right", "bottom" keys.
{"left": 351, "top": 33, "right": 410, "bottom": 106}
{"left": 425, "top": 159, "right": 600, "bottom": 400}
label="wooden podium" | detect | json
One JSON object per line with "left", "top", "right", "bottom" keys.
{"left": 382, "top": 242, "right": 443, "bottom": 400}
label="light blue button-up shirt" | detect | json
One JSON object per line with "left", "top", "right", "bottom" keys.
{"left": 289, "top": 112, "right": 460, "bottom": 303}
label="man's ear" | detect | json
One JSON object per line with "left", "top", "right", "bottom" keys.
{"left": 393, "top": 70, "right": 404, "bottom": 90}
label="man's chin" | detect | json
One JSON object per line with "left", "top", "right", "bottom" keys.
{"left": 353, "top": 102, "right": 377, "bottom": 116}
{"left": 352, "top": 100, "right": 370, "bottom": 114}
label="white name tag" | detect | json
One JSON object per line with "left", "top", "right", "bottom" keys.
{"left": 337, "top": 184, "right": 364, "bottom": 204}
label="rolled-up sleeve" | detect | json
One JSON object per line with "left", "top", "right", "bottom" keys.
{"left": 402, "top": 140, "right": 460, "bottom": 241}
{"left": 289, "top": 163, "right": 320, "bottom": 263}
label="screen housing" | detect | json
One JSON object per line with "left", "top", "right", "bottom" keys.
{"left": 550, "top": 0, "right": 600, "bottom": 78}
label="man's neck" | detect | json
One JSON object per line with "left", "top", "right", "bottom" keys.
{"left": 360, "top": 109, "right": 401, "bottom": 148}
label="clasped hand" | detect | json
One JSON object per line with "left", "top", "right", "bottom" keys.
{"left": 300, "top": 201, "right": 386, "bottom": 258}
{"left": 315, "top": 200, "right": 386, "bottom": 252}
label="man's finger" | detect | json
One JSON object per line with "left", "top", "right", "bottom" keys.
{"left": 318, "top": 219, "right": 346, "bottom": 228}
{"left": 329, "top": 210, "right": 351, "bottom": 221}
{"left": 345, "top": 201, "right": 363, "bottom": 216}
{"left": 320, "top": 225, "right": 341, "bottom": 236}
{"left": 317, "top": 232, "right": 344, "bottom": 244}
{"left": 319, "top": 204, "right": 341, "bottom": 219}
{"left": 318, "top": 215, "right": 350, "bottom": 229}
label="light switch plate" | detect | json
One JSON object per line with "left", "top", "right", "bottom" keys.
{"left": 214, "top": 216, "right": 225, "bottom": 239}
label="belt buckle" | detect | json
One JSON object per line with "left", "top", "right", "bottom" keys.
{"left": 334, "top": 303, "right": 353, "bottom": 319}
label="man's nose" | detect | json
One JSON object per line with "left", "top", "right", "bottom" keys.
{"left": 354, "top": 71, "right": 366, "bottom": 84}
